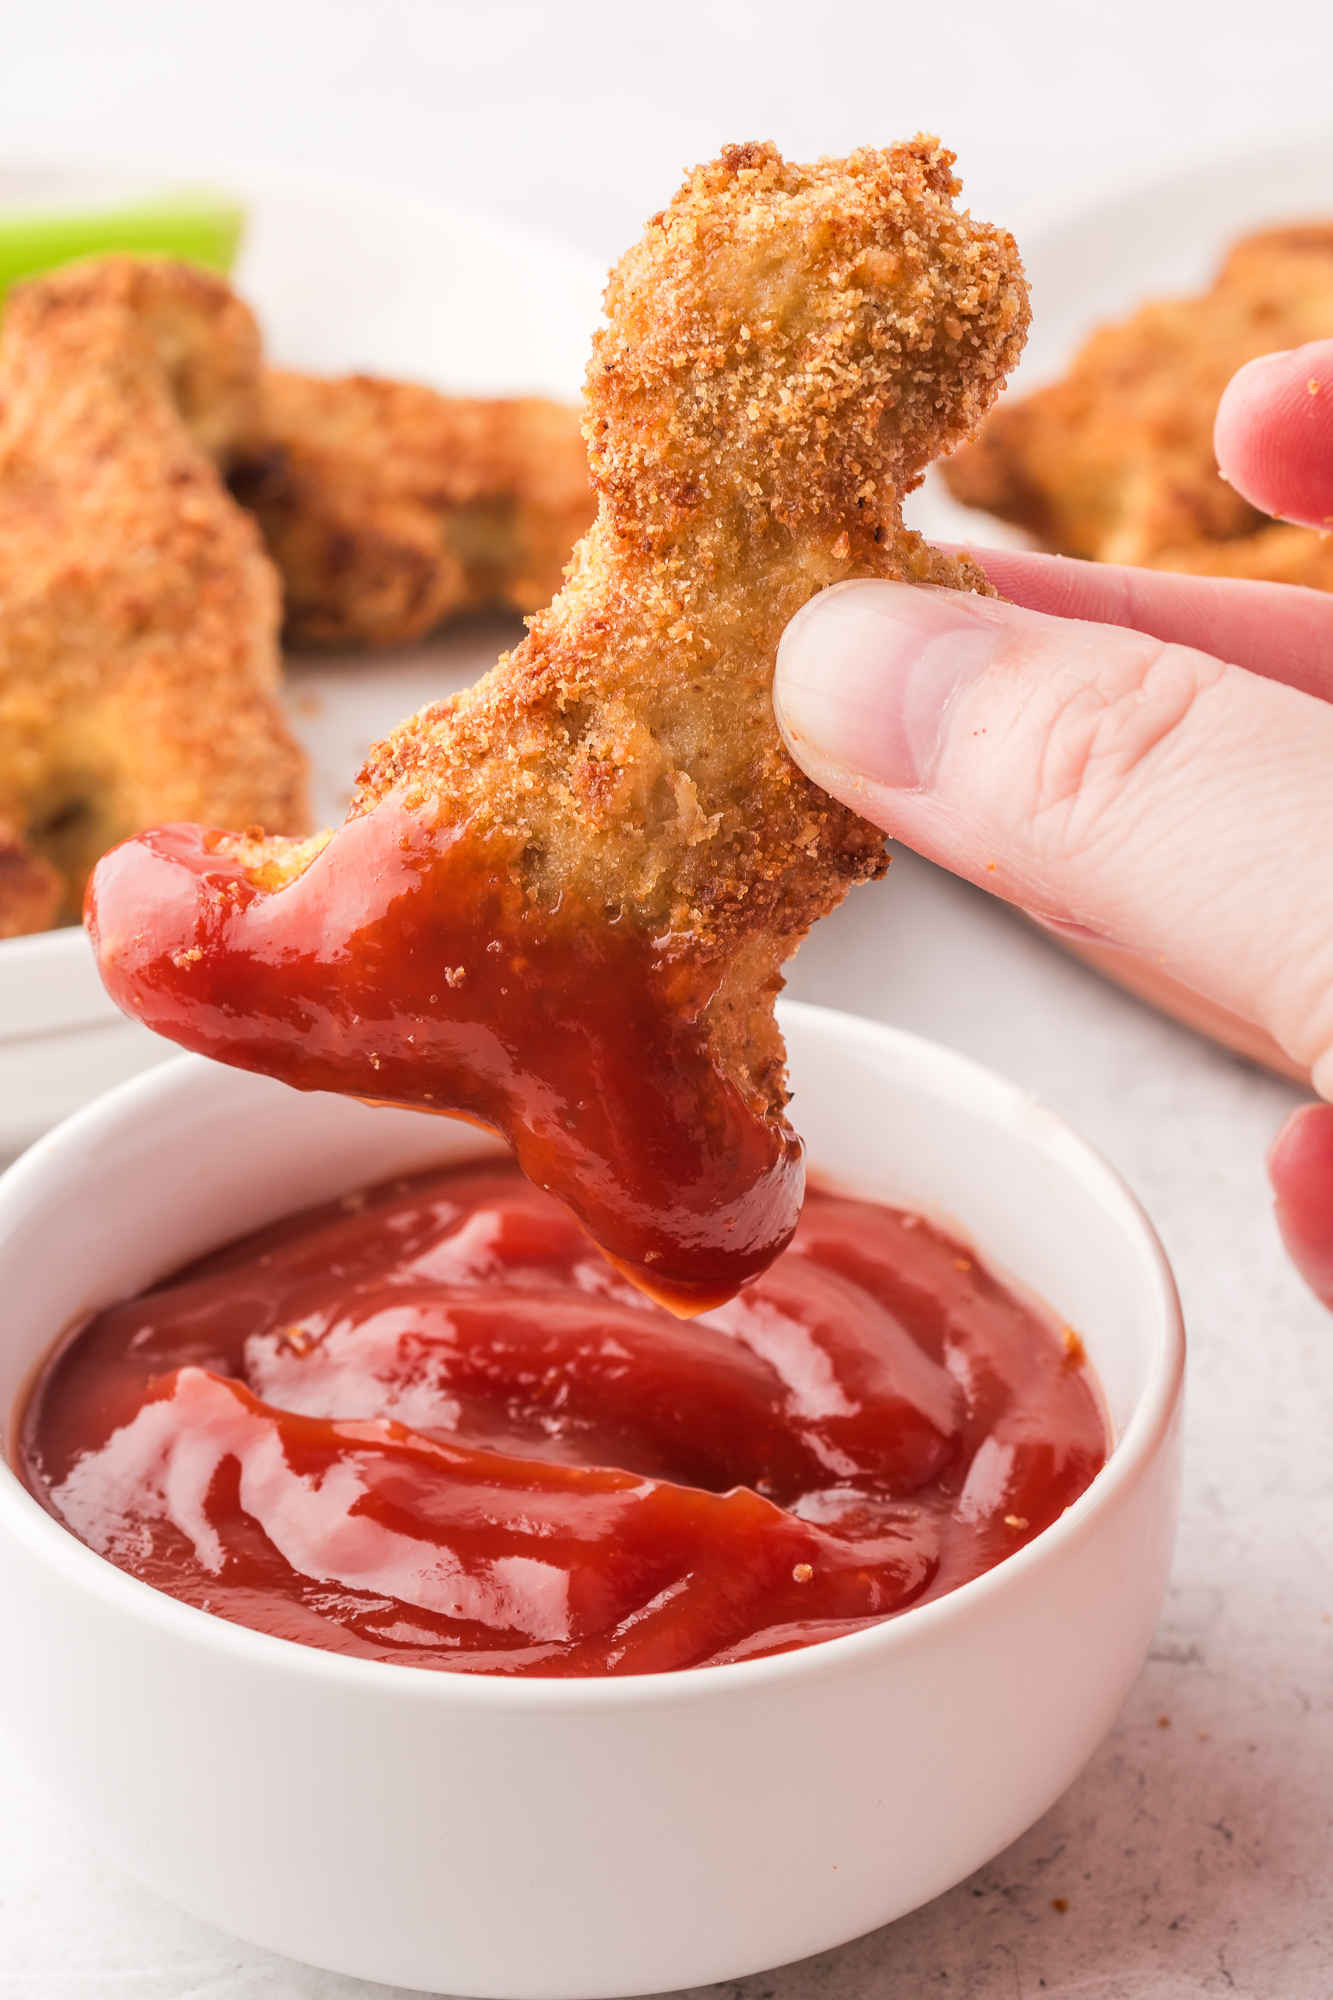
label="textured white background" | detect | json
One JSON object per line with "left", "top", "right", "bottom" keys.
{"left": 2, "top": 3, "right": 1333, "bottom": 1996}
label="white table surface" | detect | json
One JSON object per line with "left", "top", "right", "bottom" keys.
{"left": 2, "top": 4, "right": 1333, "bottom": 1995}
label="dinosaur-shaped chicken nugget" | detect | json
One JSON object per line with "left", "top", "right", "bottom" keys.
{"left": 90, "top": 139, "right": 1029, "bottom": 1310}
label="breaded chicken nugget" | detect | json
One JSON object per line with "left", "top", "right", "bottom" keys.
{"left": 90, "top": 140, "right": 1028, "bottom": 1308}
{"left": 1146, "top": 519, "right": 1333, "bottom": 588}
{"left": 0, "top": 255, "right": 308, "bottom": 931}
{"left": 0, "top": 820, "right": 60, "bottom": 938}
{"left": 944, "top": 223, "right": 1333, "bottom": 578}
{"left": 229, "top": 372, "right": 595, "bottom": 648}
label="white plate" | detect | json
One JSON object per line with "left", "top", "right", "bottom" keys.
{"left": 0, "top": 157, "right": 605, "bottom": 1157}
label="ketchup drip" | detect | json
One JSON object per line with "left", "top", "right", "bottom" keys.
{"left": 86, "top": 807, "right": 801, "bottom": 1312}
{"left": 19, "top": 1163, "right": 1108, "bottom": 1678}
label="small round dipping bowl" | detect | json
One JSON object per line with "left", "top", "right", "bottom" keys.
{"left": 0, "top": 1002, "right": 1184, "bottom": 1998}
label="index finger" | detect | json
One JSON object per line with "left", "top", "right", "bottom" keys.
{"left": 938, "top": 544, "right": 1333, "bottom": 704}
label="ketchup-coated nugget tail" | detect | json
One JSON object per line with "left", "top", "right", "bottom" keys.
{"left": 90, "top": 140, "right": 1029, "bottom": 1309}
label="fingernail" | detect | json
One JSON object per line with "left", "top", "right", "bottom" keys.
{"left": 774, "top": 579, "right": 1003, "bottom": 792}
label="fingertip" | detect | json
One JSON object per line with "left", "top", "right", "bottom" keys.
{"left": 1214, "top": 339, "right": 1333, "bottom": 530}
{"left": 1268, "top": 1101, "right": 1333, "bottom": 1311}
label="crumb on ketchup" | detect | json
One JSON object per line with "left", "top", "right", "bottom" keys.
{"left": 16, "top": 1161, "right": 1108, "bottom": 1677}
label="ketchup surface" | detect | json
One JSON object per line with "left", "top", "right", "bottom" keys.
{"left": 19, "top": 1162, "right": 1108, "bottom": 1678}
{"left": 86, "top": 812, "right": 801, "bottom": 1314}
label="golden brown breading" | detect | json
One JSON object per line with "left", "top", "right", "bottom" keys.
{"left": 1145, "top": 520, "right": 1333, "bottom": 588}
{"left": 944, "top": 222, "right": 1333, "bottom": 575}
{"left": 91, "top": 140, "right": 1028, "bottom": 1303}
{"left": 0, "top": 254, "right": 308, "bottom": 929}
{"left": 228, "top": 371, "right": 595, "bottom": 648}
{"left": 0, "top": 820, "right": 60, "bottom": 938}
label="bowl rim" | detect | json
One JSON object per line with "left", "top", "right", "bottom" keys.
{"left": 0, "top": 1003, "right": 1185, "bottom": 1713}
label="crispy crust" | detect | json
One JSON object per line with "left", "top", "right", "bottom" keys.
{"left": 0, "top": 255, "right": 308, "bottom": 932}
{"left": 229, "top": 139, "right": 1028, "bottom": 1117}
{"left": 229, "top": 372, "right": 596, "bottom": 648}
{"left": 944, "top": 222, "right": 1333, "bottom": 576}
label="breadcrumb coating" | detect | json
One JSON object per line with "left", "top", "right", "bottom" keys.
{"left": 230, "top": 372, "right": 595, "bottom": 648}
{"left": 0, "top": 255, "right": 308, "bottom": 930}
{"left": 222, "top": 138, "right": 1028, "bottom": 1124}
{"left": 945, "top": 223, "right": 1333, "bottom": 579}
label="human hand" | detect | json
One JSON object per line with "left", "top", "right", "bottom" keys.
{"left": 773, "top": 337, "right": 1333, "bottom": 1305}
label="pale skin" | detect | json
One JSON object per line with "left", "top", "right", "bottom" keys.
{"left": 773, "top": 337, "right": 1333, "bottom": 1308}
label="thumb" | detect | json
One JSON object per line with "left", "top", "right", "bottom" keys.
{"left": 774, "top": 579, "right": 1333, "bottom": 1087}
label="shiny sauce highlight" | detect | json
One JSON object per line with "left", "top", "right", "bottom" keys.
{"left": 85, "top": 811, "right": 801, "bottom": 1313}
{"left": 19, "top": 1161, "right": 1108, "bottom": 1677}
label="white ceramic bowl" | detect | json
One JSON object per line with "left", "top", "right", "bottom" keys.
{"left": 0, "top": 1002, "right": 1184, "bottom": 1999}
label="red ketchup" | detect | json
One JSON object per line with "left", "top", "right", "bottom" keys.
{"left": 18, "top": 1162, "right": 1108, "bottom": 1678}
{"left": 85, "top": 813, "right": 801, "bottom": 1315}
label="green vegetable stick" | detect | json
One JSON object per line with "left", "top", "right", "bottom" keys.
{"left": 0, "top": 191, "right": 244, "bottom": 306}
